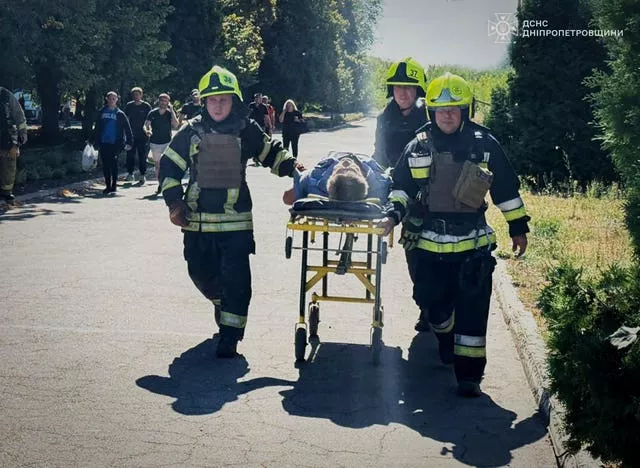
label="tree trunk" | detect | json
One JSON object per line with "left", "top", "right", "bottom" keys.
{"left": 35, "top": 66, "right": 61, "bottom": 145}
{"left": 82, "top": 86, "right": 98, "bottom": 141}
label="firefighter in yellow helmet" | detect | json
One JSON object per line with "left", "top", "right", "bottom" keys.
{"left": 379, "top": 72, "right": 530, "bottom": 397}
{"left": 372, "top": 57, "right": 427, "bottom": 170}
{"left": 158, "top": 66, "right": 303, "bottom": 358}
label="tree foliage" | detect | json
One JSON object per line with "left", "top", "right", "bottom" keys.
{"left": 508, "top": 0, "right": 615, "bottom": 188}
{"left": 0, "top": 0, "right": 382, "bottom": 143}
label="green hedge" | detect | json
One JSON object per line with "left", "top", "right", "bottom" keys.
{"left": 539, "top": 263, "right": 640, "bottom": 466}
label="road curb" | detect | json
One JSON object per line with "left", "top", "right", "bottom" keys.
{"left": 493, "top": 259, "right": 601, "bottom": 468}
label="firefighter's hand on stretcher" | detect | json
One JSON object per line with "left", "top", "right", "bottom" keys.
{"left": 377, "top": 217, "right": 395, "bottom": 236}
{"left": 168, "top": 200, "right": 189, "bottom": 227}
{"left": 282, "top": 187, "right": 295, "bottom": 205}
{"left": 511, "top": 234, "right": 528, "bottom": 257}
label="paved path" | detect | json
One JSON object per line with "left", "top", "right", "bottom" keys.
{"left": 0, "top": 120, "right": 556, "bottom": 467}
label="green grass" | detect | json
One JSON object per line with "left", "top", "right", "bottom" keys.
{"left": 486, "top": 185, "right": 633, "bottom": 329}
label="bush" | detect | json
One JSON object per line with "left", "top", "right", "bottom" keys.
{"left": 539, "top": 263, "right": 640, "bottom": 466}
{"left": 51, "top": 168, "right": 67, "bottom": 179}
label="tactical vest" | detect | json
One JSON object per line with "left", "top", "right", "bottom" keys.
{"left": 409, "top": 129, "right": 491, "bottom": 214}
{"left": 192, "top": 128, "right": 243, "bottom": 190}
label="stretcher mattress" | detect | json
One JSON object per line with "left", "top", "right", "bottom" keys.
{"left": 290, "top": 197, "right": 386, "bottom": 220}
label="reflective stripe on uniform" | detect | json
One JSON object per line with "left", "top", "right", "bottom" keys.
{"left": 454, "top": 345, "right": 486, "bottom": 358}
{"left": 410, "top": 167, "right": 430, "bottom": 179}
{"left": 220, "top": 311, "right": 247, "bottom": 328}
{"left": 163, "top": 147, "right": 188, "bottom": 172}
{"left": 18, "top": 122, "right": 27, "bottom": 131}
{"left": 161, "top": 177, "right": 181, "bottom": 191}
{"left": 432, "top": 313, "right": 455, "bottom": 334}
{"left": 270, "top": 149, "right": 289, "bottom": 175}
{"left": 417, "top": 228, "right": 496, "bottom": 254}
{"left": 211, "top": 298, "right": 221, "bottom": 306}
{"left": 256, "top": 136, "right": 271, "bottom": 163}
{"left": 496, "top": 197, "right": 523, "bottom": 212}
{"left": 503, "top": 206, "right": 528, "bottom": 221}
{"left": 224, "top": 188, "right": 239, "bottom": 214}
{"left": 454, "top": 334, "right": 486, "bottom": 358}
{"left": 497, "top": 197, "right": 527, "bottom": 221}
{"left": 187, "top": 211, "right": 252, "bottom": 223}
{"left": 408, "top": 156, "right": 432, "bottom": 167}
{"left": 183, "top": 220, "right": 254, "bottom": 232}
{"left": 389, "top": 189, "right": 410, "bottom": 208}
{"left": 455, "top": 334, "right": 486, "bottom": 347}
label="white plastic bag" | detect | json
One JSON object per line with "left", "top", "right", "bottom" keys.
{"left": 82, "top": 143, "right": 98, "bottom": 171}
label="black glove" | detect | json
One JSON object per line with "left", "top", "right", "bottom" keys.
{"left": 400, "top": 216, "right": 423, "bottom": 251}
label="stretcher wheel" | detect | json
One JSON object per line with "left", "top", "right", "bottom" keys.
{"left": 308, "top": 303, "right": 320, "bottom": 337}
{"left": 295, "top": 327, "right": 307, "bottom": 361}
{"left": 381, "top": 241, "right": 388, "bottom": 264}
{"left": 371, "top": 327, "right": 382, "bottom": 366}
{"left": 285, "top": 236, "right": 293, "bottom": 259}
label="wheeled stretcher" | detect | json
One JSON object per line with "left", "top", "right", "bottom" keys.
{"left": 285, "top": 197, "right": 393, "bottom": 365}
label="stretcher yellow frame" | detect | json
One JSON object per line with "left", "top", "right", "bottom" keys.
{"left": 286, "top": 214, "right": 393, "bottom": 364}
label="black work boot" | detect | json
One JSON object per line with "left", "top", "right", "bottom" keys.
{"left": 457, "top": 380, "right": 482, "bottom": 398}
{"left": 216, "top": 336, "right": 239, "bottom": 358}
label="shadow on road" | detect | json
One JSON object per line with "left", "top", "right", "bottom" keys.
{"left": 136, "top": 333, "right": 548, "bottom": 466}
{"left": 136, "top": 335, "right": 293, "bottom": 416}
{"left": 279, "top": 333, "right": 549, "bottom": 466}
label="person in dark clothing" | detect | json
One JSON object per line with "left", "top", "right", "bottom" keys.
{"left": 279, "top": 99, "right": 303, "bottom": 157}
{"left": 248, "top": 93, "right": 269, "bottom": 131}
{"left": 124, "top": 87, "right": 152, "bottom": 183}
{"left": 145, "top": 93, "right": 179, "bottom": 194}
{"left": 159, "top": 66, "right": 303, "bottom": 358}
{"left": 373, "top": 57, "right": 428, "bottom": 170}
{"left": 379, "top": 72, "right": 530, "bottom": 397}
{"left": 179, "top": 89, "right": 202, "bottom": 126}
{"left": 373, "top": 57, "right": 431, "bottom": 332}
{"left": 92, "top": 91, "right": 133, "bottom": 194}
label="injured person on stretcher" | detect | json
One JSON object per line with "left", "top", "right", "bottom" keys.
{"left": 282, "top": 151, "right": 391, "bottom": 205}
{"left": 284, "top": 152, "right": 393, "bottom": 277}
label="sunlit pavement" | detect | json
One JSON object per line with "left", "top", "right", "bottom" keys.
{"left": 0, "top": 119, "right": 556, "bottom": 467}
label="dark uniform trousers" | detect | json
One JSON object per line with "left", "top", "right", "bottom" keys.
{"left": 127, "top": 134, "right": 149, "bottom": 176}
{"left": 183, "top": 230, "right": 255, "bottom": 340}
{"left": 411, "top": 248, "right": 496, "bottom": 383}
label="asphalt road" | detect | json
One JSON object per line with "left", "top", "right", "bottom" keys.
{"left": 0, "top": 119, "right": 556, "bottom": 467}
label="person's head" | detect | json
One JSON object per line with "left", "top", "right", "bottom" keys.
{"left": 426, "top": 72, "right": 473, "bottom": 135}
{"left": 105, "top": 91, "right": 118, "bottom": 108}
{"left": 131, "top": 87, "right": 143, "bottom": 102}
{"left": 191, "top": 89, "right": 201, "bottom": 104}
{"left": 283, "top": 99, "right": 297, "bottom": 112}
{"left": 158, "top": 93, "right": 170, "bottom": 109}
{"left": 198, "top": 66, "right": 243, "bottom": 123}
{"left": 385, "top": 57, "right": 426, "bottom": 111}
{"left": 253, "top": 92, "right": 262, "bottom": 104}
{"left": 326, "top": 157, "right": 369, "bottom": 201}
{"left": 262, "top": 96, "right": 268, "bottom": 105}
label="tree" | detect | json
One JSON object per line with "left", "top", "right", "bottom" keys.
{"left": 509, "top": 0, "right": 615, "bottom": 187}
